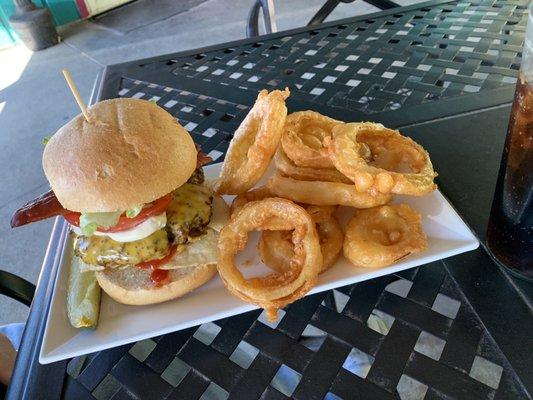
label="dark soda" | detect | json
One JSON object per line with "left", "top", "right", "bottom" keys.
{"left": 487, "top": 75, "right": 533, "bottom": 279}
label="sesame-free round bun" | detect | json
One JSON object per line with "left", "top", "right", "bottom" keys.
{"left": 95, "top": 264, "right": 217, "bottom": 305}
{"left": 43, "top": 98, "right": 197, "bottom": 212}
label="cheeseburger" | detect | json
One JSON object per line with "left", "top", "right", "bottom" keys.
{"left": 12, "top": 98, "right": 228, "bottom": 305}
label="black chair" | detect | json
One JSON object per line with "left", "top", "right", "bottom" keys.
{"left": 247, "top": 0, "right": 401, "bottom": 37}
{"left": 0, "top": 270, "right": 35, "bottom": 307}
{"left": 0, "top": 270, "right": 35, "bottom": 398}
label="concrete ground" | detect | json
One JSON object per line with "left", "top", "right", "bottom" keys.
{"left": 0, "top": 0, "right": 423, "bottom": 325}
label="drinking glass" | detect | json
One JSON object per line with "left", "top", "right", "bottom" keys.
{"left": 486, "top": 4, "right": 533, "bottom": 281}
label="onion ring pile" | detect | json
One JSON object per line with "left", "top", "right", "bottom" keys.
{"left": 343, "top": 204, "right": 427, "bottom": 268}
{"left": 218, "top": 198, "right": 321, "bottom": 320}
{"left": 215, "top": 94, "right": 436, "bottom": 318}
{"left": 325, "top": 122, "right": 437, "bottom": 196}
{"left": 259, "top": 205, "right": 342, "bottom": 274}
{"left": 215, "top": 88, "right": 290, "bottom": 195}
{"left": 281, "top": 111, "right": 342, "bottom": 168}
{"left": 267, "top": 172, "right": 392, "bottom": 208}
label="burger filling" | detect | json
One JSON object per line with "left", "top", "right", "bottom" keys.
{"left": 73, "top": 168, "right": 214, "bottom": 273}
{"left": 10, "top": 146, "right": 219, "bottom": 288}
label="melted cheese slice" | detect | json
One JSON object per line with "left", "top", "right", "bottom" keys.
{"left": 75, "top": 229, "right": 169, "bottom": 267}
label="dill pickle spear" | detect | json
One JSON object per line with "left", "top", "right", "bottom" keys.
{"left": 67, "top": 255, "right": 101, "bottom": 328}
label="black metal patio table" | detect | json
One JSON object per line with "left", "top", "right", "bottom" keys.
{"left": 7, "top": 0, "right": 533, "bottom": 399}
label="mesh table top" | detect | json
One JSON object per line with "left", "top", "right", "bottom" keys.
{"left": 134, "top": 0, "right": 526, "bottom": 115}
{"left": 63, "top": 263, "right": 527, "bottom": 399}
{"left": 9, "top": 0, "right": 532, "bottom": 399}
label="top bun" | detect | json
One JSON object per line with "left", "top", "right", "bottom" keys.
{"left": 43, "top": 98, "right": 197, "bottom": 212}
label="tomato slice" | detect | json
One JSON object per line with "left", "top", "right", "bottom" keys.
{"left": 63, "top": 194, "right": 173, "bottom": 233}
{"left": 137, "top": 244, "right": 179, "bottom": 270}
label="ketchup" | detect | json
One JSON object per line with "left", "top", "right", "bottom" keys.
{"left": 149, "top": 269, "right": 170, "bottom": 287}
{"left": 136, "top": 245, "right": 179, "bottom": 287}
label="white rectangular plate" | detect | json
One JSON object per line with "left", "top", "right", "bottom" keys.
{"left": 40, "top": 163, "right": 478, "bottom": 364}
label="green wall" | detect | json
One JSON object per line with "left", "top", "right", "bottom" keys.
{"left": 0, "top": 0, "right": 80, "bottom": 47}
{"left": 0, "top": 5, "right": 17, "bottom": 46}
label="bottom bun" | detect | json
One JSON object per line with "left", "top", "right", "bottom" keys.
{"left": 95, "top": 264, "right": 217, "bottom": 305}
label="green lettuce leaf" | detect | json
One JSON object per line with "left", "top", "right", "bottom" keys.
{"left": 79, "top": 211, "right": 121, "bottom": 236}
{"left": 126, "top": 205, "right": 143, "bottom": 218}
{"left": 42, "top": 135, "right": 52, "bottom": 145}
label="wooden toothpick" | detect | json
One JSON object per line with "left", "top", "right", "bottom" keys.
{"left": 62, "top": 69, "right": 91, "bottom": 123}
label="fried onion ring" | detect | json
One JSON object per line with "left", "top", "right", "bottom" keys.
{"left": 232, "top": 187, "right": 336, "bottom": 224}
{"left": 325, "top": 123, "right": 437, "bottom": 196}
{"left": 230, "top": 186, "right": 273, "bottom": 215}
{"left": 304, "top": 205, "right": 337, "bottom": 223}
{"left": 281, "top": 111, "right": 342, "bottom": 168}
{"left": 274, "top": 146, "right": 351, "bottom": 183}
{"left": 259, "top": 206, "right": 342, "bottom": 274}
{"left": 267, "top": 172, "right": 392, "bottom": 208}
{"left": 215, "top": 88, "right": 290, "bottom": 195}
{"left": 343, "top": 204, "right": 427, "bottom": 268}
{"left": 218, "top": 198, "right": 321, "bottom": 320}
